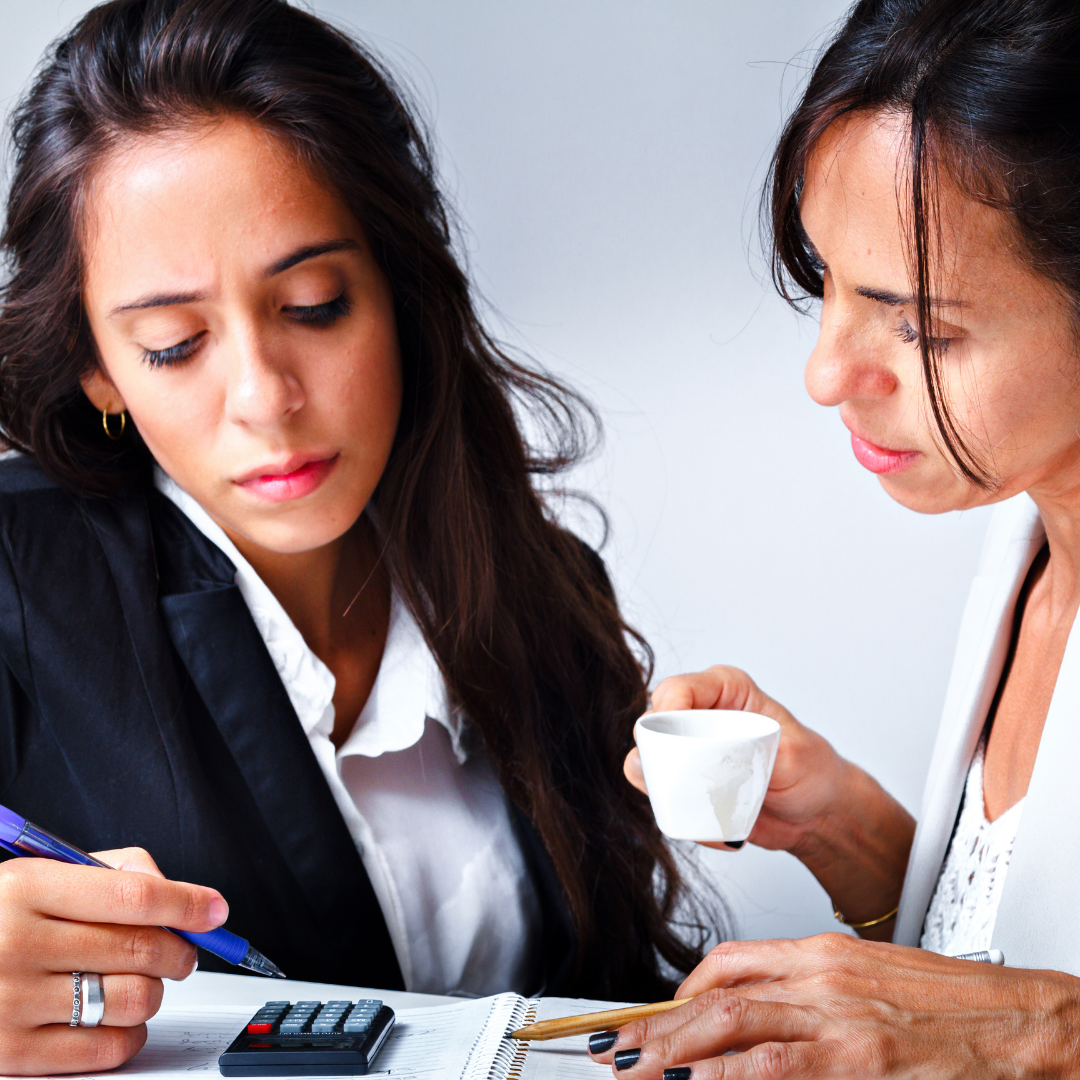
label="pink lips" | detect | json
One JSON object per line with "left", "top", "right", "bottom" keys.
{"left": 235, "top": 454, "right": 338, "bottom": 502}
{"left": 849, "top": 432, "right": 921, "bottom": 475}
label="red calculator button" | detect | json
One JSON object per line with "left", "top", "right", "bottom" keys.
{"left": 247, "top": 1023, "right": 272, "bottom": 1034}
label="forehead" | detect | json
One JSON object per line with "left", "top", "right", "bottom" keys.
{"left": 81, "top": 116, "right": 356, "bottom": 293}
{"left": 800, "top": 110, "right": 1015, "bottom": 288}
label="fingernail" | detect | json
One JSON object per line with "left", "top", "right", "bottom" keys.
{"left": 665, "top": 1069, "right": 691, "bottom": 1080}
{"left": 724, "top": 840, "right": 745, "bottom": 850}
{"left": 589, "top": 1031, "right": 618, "bottom": 1054}
{"left": 208, "top": 897, "right": 229, "bottom": 926}
{"left": 614, "top": 1049, "right": 641, "bottom": 1071}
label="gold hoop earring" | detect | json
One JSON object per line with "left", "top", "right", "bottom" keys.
{"left": 102, "top": 409, "right": 126, "bottom": 441}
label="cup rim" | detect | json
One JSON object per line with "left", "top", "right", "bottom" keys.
{"left": 636, "top": 709, "right": 780, "bottom": 739}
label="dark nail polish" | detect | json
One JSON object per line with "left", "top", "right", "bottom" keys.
{"left": 724, "top": 840, "right": 745, "bottom": 849}
{"left": 589, "top": 1031, "right": 618, "bottom": 1054}
{"left": 665, "top": 1069, "right": 692, "bottom": 1080}
{"left": 614, "top": 1049, "right": 641, "bottom": 1071}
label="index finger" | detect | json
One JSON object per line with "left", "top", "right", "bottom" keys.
{"left": 651, "top": 667, "right": 777, "bottom": 719}
{"left": 4, "top": 860, "right": 228, "bottom": 933}
{"left": 677, "top": 939, "right": 807, "bottom": 999}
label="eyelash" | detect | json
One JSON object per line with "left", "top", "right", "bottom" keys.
{"left": 282, "top": 293, "right": 352, "bottom": 325}
{"left": 894, "top": 315, "right": 952, "bottom": 354}
{"left": 141, "top": 293, "right": 353, "bottom": 368}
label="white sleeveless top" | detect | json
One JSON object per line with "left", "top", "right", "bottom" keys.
{"left": 920, "top": 736, "right": 1025, "bottom": 954}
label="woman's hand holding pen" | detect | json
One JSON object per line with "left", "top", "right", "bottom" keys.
{"left": 0, "top": 846, "right": 225, "bottom": 1075}
{"left": 588, "top": 935, "right": 1080, "bottom": 1080}
{"left": 624, "top": 665, "right": 914, "bottom": 939}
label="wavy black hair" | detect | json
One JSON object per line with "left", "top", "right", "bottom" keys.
{"left": 0, "top": 0, "right": 713, "bottom": 997}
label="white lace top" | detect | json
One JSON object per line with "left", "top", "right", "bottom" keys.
{"left": 920, "top": 736, "right": 1025, "bottom": 954}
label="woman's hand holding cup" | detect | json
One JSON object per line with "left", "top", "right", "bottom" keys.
{"left": 625, "top": 665, "right": 915, "bottom": 938}
{"left": 625, "top": 665, "right": 854, "bottom": 854}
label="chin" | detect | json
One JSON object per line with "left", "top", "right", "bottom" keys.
{"left": 877, "top": 473, "right": 978, "bottom": 515}
{"left": 232, "top": 504, "right": 366, "bottom": 555}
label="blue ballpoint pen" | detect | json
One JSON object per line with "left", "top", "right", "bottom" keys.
{"left": 0, "top": 803, "right": 285, "bottom": 978}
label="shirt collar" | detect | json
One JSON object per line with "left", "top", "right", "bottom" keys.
{"left": 154, "top": 467, "right": 466, "bottom": 762}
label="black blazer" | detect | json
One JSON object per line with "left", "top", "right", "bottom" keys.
{"left": 0, "top": 456, "right": 574, "bottom": 992}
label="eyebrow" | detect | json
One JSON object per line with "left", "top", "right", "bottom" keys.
{"left": 265, "top": 238, "right": 360, "bottom": 277}
{"left": 107, "top": 238, "right": 361, "bottom": 317}
{"left": 855, "top": 284, "right": 967, "bottom": 309}
{"left": 802, "top": 231, "right": 967, "bottom": 310}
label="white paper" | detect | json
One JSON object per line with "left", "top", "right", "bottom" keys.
{"left": 35, "top": 995, "right": 525, "bottom": 1080}
{"left": 27, "top": 991, "right": 620, "bottom": 1080}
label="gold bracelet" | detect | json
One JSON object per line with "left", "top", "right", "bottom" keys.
{"left": 832, "top": 903, "right": 899, "bottom": 930}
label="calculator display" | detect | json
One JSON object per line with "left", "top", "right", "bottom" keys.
{"left": 218, "top": 1000, "right": 396, "bottom": 1076}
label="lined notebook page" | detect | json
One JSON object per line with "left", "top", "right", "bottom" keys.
{"left": 35, "top": 994, "right": 535, "bottom": 1080}
{"left": 519, "top": 1000, "right": 626, "bottom": 1080}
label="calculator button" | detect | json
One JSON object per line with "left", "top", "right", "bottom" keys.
{"left": 247, "top": 1023, "right": 272, "bottom": 1034}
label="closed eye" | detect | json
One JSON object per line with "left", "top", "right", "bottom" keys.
{"left": 895, "top": 314, "right": 952, "bottom": 354}
{"left": 283, "top": 293, "right": 352, "bottom": 325}
{"left": 142, "top": 331, "right": 206, "bottom": 368}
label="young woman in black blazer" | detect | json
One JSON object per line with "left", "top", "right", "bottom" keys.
{"left": 0, "top": 1, "right": 707, "bottom": 1072}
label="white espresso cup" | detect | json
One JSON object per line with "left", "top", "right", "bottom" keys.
{"left": 634, "top": 710, "right": 781, "bottom": 843}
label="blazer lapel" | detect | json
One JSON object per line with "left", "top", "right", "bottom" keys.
{"left": 152, "top": 496, "right": 403, "bottom": 988}
{"left": 895, "top": 495, "right": 1044, "bottom": 945}
{"left": 992, "top": 602, "right": 1080, "bottom": 973}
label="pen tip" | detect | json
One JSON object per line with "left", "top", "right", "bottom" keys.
{"left": 239, "top": 944, "right": 287, "bottom": 979}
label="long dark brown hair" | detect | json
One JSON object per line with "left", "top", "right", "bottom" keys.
{"left": 0, "top": 0, "right": 709, "bottom": 997}
{"left": 770, "top": 0, "right": 1080, "bottom": 488}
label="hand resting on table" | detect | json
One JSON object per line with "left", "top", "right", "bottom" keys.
{"left": 588, "top": 934, "right": 1080, "bottom": 1080}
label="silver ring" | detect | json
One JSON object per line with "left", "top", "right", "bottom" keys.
{"left": 73, "top": 972, "right": 104, "bottom": 1028}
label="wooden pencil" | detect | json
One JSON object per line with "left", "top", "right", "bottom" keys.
{"left": 510, "top": 998, "right": 691, "bottom": 1041}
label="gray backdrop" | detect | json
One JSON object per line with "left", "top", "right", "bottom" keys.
{"left": 0, "top": 1, "right": 993, "bottom": 942}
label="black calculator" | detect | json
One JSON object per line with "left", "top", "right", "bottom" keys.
{"left": 218, "top": 999, "right": 396, "bottom": 1076}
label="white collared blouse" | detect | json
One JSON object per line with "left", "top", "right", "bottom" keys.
{"left": 157, "top": 471, "right": 541, "bottom": 996}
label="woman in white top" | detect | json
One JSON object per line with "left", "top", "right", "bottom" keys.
{"left": 0, "top": 1, "right": 710, "bottom": 1074}
{"left": 588, "top": 1, "right": 1080, "bottom": 1078}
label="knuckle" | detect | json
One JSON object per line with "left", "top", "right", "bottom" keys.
{"left": 617, "top": 1017, "right": 651, "bottom": 1046}
{"left": 127, "top": 926, "right": 167, "bottom": 971}
{"left": 750, "top": 1041, "right": 796, "bottom": 1080}
{"left": 695, "top": 987, "right": 730, "bottom": 1014}
{"left": 92, "top": 1026, "right": 146, "bottom": 1071}
{"left": 179, "top": 886, "right": 206, "bottom": 929}
{"left": 709, "top": 996, "right": 746, "bottom": 1030}
{"left": 110, "top": 977, "right": 161, "bottom": 1023}
{"left": 704, "top": 942, "right": 738, "bottom": 979}
{"left": 816, "top": 932, "right": 851, "bottom": 955}
{"left": 114, "top": 874, "right": 156, "bottom": 923}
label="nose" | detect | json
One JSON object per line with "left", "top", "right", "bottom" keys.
{"left": 223, "top": 326, "right": 305, "bottom": 429}
{"left": 805, "top": 295, "right": 899, "bottom": 407}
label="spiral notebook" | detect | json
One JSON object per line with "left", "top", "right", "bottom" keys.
{"left": 43, "top": 992, "right": 611, "bottom": 1080}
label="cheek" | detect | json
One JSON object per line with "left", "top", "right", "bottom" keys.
{"left": 317, "top": 321, "right": 402, "bottom": 453}
{"left": 112, "top": 363, "right": 227, "bottom": 485}
{"left": 945, "top": 343, "right": 1079, "bottom": 461}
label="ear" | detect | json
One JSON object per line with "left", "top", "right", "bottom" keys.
{"left": 80, "top": 365, "right": 126, "bottom": 415}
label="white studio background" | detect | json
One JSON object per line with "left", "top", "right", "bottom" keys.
{"left": 0, "top": 1, "right": 993, "bottom": 942}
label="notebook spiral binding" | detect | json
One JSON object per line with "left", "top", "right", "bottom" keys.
{"left": 461, "top": 994, "right": 539, "bottom": 1080}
